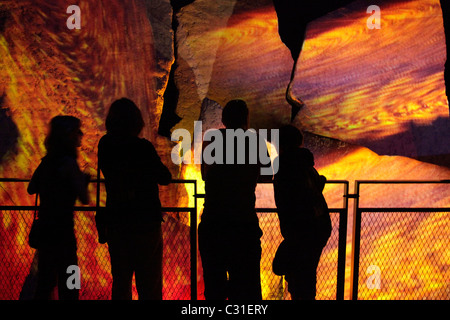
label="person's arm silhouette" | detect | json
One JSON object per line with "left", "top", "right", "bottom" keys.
{"left": 64, "top": 158, "right": 90, "bottom": 205}
{"left": 27, "top": 164, "right": 42, "bottom": 195}
{"left": 147, "top": 140, "right": 172, "bottom": 186}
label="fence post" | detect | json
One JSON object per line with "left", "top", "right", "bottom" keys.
{"left": 190, "top": 180, "right": 198, "bottom": 301}
{"left": 336, "top": 181, "right": 349, "bottom": 300}
{"left": 350, "top": 181, "right": 362, "bottom": 300}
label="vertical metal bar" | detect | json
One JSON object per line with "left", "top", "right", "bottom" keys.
{"left": 336, "top": 181, "right": 349, "bottom": 300}
{"left": 351, "top": 181, "right": 362, "bottom": 300}
{"left": 190, "top": 180, "right": 198, "bottom": 301}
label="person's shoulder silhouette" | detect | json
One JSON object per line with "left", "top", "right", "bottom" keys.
{"left": 98, "top": 98, "right": 171, "bottom": 216}
{"left": 28, "top": 115, "right": 89, "bottom": 210}
{"left": 201, "top": 99, "right": 269, "bottom": 221}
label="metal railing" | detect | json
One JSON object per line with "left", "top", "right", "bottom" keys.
{"left": 2, "top": 178, "right": 448, "bottom": 300}
{"left": 195, "top": 180, "right": 350, "bottom": 300}
{"left": 0, "top": 178, "right": 198, "bottom": 300}
{"left": 0, "top": 177, "right": 349, "bottom": 300}
{"left": 350, "top": 180, "right": 450, "bottom": 300}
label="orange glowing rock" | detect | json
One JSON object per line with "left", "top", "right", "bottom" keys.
{"left": 0, "top": 0, "right": 449, "bottom": 301}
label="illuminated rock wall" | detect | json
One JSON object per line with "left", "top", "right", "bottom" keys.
{"left": 0, "top": 0, "right": 449, "bottom": 300}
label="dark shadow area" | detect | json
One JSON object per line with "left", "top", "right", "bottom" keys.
{"left": 0, "top": 8, "right": 11, "bottom": 33}
{"left": 158, "top": 0, "right": 195, "bottom": 137}
{"left": 273, "top": 0, "right": 357, "bottom": 121}
{"left": 273, "top": 0, "right": 358, "bottom": 61}
{"left": 0, "top": 94, "right": 19, "bottom": 163}
{"left": 359, "top": 116, "right": 450, "bottom": 168}
{"left": 158, "top": 65, "right": 182, "bottom": 137}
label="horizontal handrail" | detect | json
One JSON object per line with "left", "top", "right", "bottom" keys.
{"left": 350, "top": 179, "right": 450, "bottom": 300}
{"left": 0, "top": 178, "right": 197, "bottom": 184}
{"left": 356, "top": 179, "right": 450, "bottom": 184}
{"left": 356, "top": 207, "right": 450, "bottom": 212}
{"left": 0, "top": 179, "right": 349, "bottom": 220}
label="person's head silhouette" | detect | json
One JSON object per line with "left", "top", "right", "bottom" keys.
{"left": 106, "top": 98, "right": 145, "bottom": 137}
{"left": 45, "top": 115, "right": 82, "bottom": 158}
{"left": 221, "top": 99, "right": 249, "bottom": 130}
{"left": 278, "top": 124, "right": 303, "bottom": 154}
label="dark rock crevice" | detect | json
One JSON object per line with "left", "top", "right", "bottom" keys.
{"left": 158, "top": 0, "right": 195, "bottom": 137}
{"left": 0, "top": 94, "right": 19, "bottom": 163}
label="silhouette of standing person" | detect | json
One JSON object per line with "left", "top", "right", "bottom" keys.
{"left": 199, "top": 99, "right": 272, "bottom": 300}
{"left": 98, "top": 98, "right": 172, "bottom": 300}
{"left": 272, "top": 125, "right": 331, "bottom": 300}
{"left": 27, "top": 115, "right": 89, "bottom": 300}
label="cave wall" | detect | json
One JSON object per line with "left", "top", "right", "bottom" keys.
{"left": 0, "top": 0, "right": 449, "bottom": 300}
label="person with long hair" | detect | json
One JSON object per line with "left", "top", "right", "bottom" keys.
{"left": 98, "top": 98, "right": 171, "bottom": 300}
{"left": 27, "top": 115, "right": 90, "bottom": 300}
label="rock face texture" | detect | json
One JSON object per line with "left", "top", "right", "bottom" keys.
{"left": 0, "top": 0, "right": 449, "bottom": 300}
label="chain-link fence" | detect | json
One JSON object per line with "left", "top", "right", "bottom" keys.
{"left": 352, "top": 180, "right": 450, "bottom": 300}
{"left": 5, "top": 179, "right": 447, "bottom": 300}
{"left": 356, "top": 211, "right": 449, "bottom": 300}
{"left": 0, "top": 209, "right": 343, "bottom": 300}
{"left": 0, "top": 210, "right": 339, "bottom": 300}
{"left": 257, "top": 210, "right": 342, "bottom": 300}
{"left": 0, "top": 179, "right": 349, "bottom": 300}
{"left": 0, "top": 209, "right": 192, "bottom": 300}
